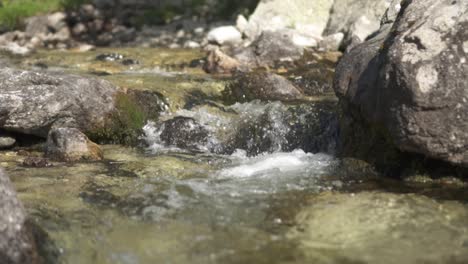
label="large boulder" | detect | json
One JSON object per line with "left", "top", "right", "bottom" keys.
{"left": 324, "top": 0, "right": 395, "bottom": 49}
{"left": 242, "top": 0, "right": 334, "bottom": 41}
{"left": 0, "top": 169, "right": 40, "bottom": 264}
{"left": 0, "top": 68, "right": 117, "bottom": 138}
{"left": 234, "top": 30, "right": 309, "bottom": 67}
{"left": 334, "top": 0, "right": 468, "bottom": 167}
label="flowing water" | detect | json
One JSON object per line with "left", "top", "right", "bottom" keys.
{"left": 2, "top": 48, "right": 468, "bottom": 264}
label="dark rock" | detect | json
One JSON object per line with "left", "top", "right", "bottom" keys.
{"left": 121, "top": 58, "right": 139, "bottom": 65}
{"left": 226, "top": 72, "right": 304, "bottom": 102}
{"left": 334, "top": 0, "right": 468, "bottom": 167}
{"left": 45, "top": 127, "right": 103, "bottom": 162}
{"left": 288, "top": 52, "right": 341, "bottom": 96}
{"left": 230, "top": 102, "right": 338, "bottom": 156}
{"left": 189, "top": 58, "right": 204, "bottom": 68}
{"left": 22, "top": 157, "right": 52, "bottom": 168}
{"left": 95, "top": 53, "right": 124, "bottom": 62}
{"left": 158, "top": 117, "right": 210, "bottom": 151}
{"left": 0, "top": 169, "right": 40, "bottom": 264}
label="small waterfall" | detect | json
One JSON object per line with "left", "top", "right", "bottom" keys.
{"left": 142, "top": 100, "right": 338, "bottom": 156}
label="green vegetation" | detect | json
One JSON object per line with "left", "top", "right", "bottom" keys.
{"left": 88, "top": 92, "right": 148, "bottom": 145}
{"left": 0, "top": 0, "right": 88, "bottom": 30}
{"left": 0, "top": 0, "right": 259, "bottom": 30}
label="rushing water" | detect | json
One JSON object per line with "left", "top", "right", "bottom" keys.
{"left": 2, "top": 48, "right": 468, "bottom": 264}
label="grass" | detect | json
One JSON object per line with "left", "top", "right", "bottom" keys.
{"left": 0, "top": 0, "right": 88, "bottom": 30}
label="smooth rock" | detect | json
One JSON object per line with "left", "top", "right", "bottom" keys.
{"left": 226, "top": 72, "right": 304, "bottom": 102}
{"left": 45, "top": 127, "right": 103, "bottom": 162}
{"left": 203, "top": 48, "right": 242, "bottom": 74}
{"left": 0, "top": 136, "right": 15, "bottom": 149}
{"left": 207, "top": 26, "right": 242, "bottom": 46}
{"left": 244, "top": 0, "right": 333, "bottom": 41}
{"left": 318, "top": 32, "right": 345, "bottom": 51}
{"left": 234, "top": 30, "right": 306, "bottom": 67}
{"left": 289, "top": 192, "right": 468, "bottom": 263}
{"left": 236, "top": 15, "right": 249, "bottom": 35}
{"left": 324, "top": 0, "right": 392, "bottom": 48}
{"left": 0, "top": 42, "right": 32, "bottom": 56}
{"left": 0, "top": 169, "right": 40, "bottom": 264}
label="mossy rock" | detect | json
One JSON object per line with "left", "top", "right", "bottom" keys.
{"left": 88, "top": 90, "right": 168, "bottom": 145}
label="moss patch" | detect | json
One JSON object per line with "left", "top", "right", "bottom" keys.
{"left": 89, "top": 91, "right": 166, "bottom": 145}
{"left": 0, "top": 0, "right": 89, "bottom": 30}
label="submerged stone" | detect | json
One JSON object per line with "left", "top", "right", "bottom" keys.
{"left": 289, "top": 191, "right": 468, "bottom": 263}
{"left": 0, "top": 169, "right": 40, "bottom": 264}
{"left": 226, "top": 72, "right": 304, "bottom": 103}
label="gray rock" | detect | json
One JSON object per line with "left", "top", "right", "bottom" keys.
{"left": 0, "top": 136, "right": 15, "bottom": 149}
{"left": 0, "top": 42, "right": 32, "bottom": 56}
{"left": 244, "top": 0, "right": 334, "bottom": 41}
{"left": 226, "top": 72, "right": 304, "bottom": 102}
{"left": 0, "top": 169, "right": 40, "bottom": 264}
{"left": 324, "top": 0, "right": 393, "bottom": 49}
{"left": 234, "top": 30, "right": 306, "bottom": 67}
{"left": 25, "top": 15, "right": 49, "bottom": 37}
{"left": 318, "top": 33, "right": 344, "bottom": 51}
{"left": 45, "top": 127, "right": 104, "bottom": 162}
{"left": 207, "top": 26, "right": 242, "bottom": 46}
{"left": 231, "top": 102, "right": 338, "bottom": 156}
{"left": 0, "top": 68, "right": 117, "bottom": 138}
{"left": 334, "top": 0, "right": 468, "bottom": 167}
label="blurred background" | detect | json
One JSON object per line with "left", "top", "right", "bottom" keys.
{"left": 0, "top": 0, "right": 260, "bottom": 31}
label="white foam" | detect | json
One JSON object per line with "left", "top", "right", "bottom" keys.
{"left": 142, "top": 121, "right": 185, "bottom": 153}
{"left": 219, "top": 149, "right": 333, "bottom": 179}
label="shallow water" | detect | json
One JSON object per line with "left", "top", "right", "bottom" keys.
{"left": 2, "top": 48, "right": 468, "bottom": 264}
{"left": 3, "top": 146, "right": 468, "bottom": 264}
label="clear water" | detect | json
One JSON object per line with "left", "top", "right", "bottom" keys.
{"left": 2, "top": 48, "right": 468, "bottom": 264}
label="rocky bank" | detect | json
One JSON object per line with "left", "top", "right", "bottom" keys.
{"left": 334, "top": 0, "right": 468, "bottom": 169}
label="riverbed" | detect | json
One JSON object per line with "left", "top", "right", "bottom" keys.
{"left": 2, "top": 48, "right": 468, "bottom": 264}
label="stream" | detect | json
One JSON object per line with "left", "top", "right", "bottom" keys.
{"left": 2, "top": 48, "right": 468, "bottom": 264}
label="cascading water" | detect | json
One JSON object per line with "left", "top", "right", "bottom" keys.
{"left": 2, "top": 48, "right": 468, "bottom": 264}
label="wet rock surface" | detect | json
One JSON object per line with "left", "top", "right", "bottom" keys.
{"left": 22, "top": 156, "right": 53, "bottom": 168}
{"left": 0, "top": 67, "right": 117, "bottom": 138}
{"left": 289, "top": 191, "right": 468, "bottom": 264}
{"left": 0, "top": 169, "right": 40, "bottom": 264}
{"left": 334, "top": 0, "right": 468, "bottom": 167}
{"left": 46, "top": 127, "right": 104, "bottom": 162}
{"left": 157, "top": 117, "right": 211, "bottom": 152}
{"left": 226, "top": 72, "right": 304, "bottom": 102}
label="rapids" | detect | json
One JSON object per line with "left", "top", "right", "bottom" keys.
{"left": 1, "top": 48, "right": 467, "bottom": 264}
